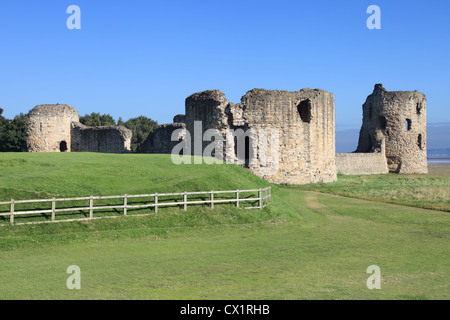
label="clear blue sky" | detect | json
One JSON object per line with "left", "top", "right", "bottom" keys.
{"left": 0, "top": 0, "right": 449, "bottom": 130}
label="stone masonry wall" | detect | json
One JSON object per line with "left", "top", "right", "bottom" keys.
{"left": 71, "top": 122, "right": 132, "bottom": 153}
{"left": 241, "top": 89, "right": 336, "bottom": 184}
{"left": 356, "top": 84, "right": 428, "bottom": 174}
{"left": 336, "top": 153, "right": 388, "bottom": 175}
{"left": 27, "top": 104, "right": 80, "bottom": 152}
{"left": 141, "top": 123, "right": 186, "bottom": 154}
{"left": 185, "top": 88, "right": 337, "bottom": 185}
{"left": 185, "top": 90, "right": 230, "bottom": 159}
{"left": 27, "top": 104, "right": 132, "bottom": 153}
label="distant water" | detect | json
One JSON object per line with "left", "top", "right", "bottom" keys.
{"left": 428, "top": 157, "right": 450, "bottom": 163}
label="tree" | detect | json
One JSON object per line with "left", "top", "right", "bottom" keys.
{"left": 0, "top": 108, "right": 8, "bottom": 151}
{"left": 8, "top": 113, "right": 28, "bottom": 152}
{"left": 0, "top": 109, "right": 28, "bottom": 152}
{"left": 79, "top": 112, "right": 116, "bottom": 127}
{"left": 122, "top": 116, "right": 158, "bottom": 153}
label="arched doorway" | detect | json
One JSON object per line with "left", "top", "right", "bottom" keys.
{"left": 60, "top": 141, "right": 68, "bottom": 152}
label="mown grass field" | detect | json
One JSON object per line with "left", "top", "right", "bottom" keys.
{"left": 295, "top": 164, "right": 450, "bottom": 212}
{"left": 0, "top": 153, "right": 448, "bottom": 300}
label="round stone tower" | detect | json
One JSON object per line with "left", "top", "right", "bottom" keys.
{"left": 356, "top": 84, "right": 428, "bottom": 174}
{"left": 185, "top": 88, "right": 337, "bottom": 185}
{"left": 27, "top": 104, "right": 80, "bottom": 152}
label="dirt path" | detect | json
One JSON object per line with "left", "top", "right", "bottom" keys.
{"left": 301, "top": 191, "right": 332, "bottom": 215}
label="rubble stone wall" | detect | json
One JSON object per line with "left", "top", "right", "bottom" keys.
{"left": 71, "top": 122, "right": 132, "bottom": 153}
{"left": 185, "top": 88, "right": 337, "bottom": 185}
{"left": 141, "top": 123, "right": 186, "bottom": 154}
{"left": 27, "top": 104, "right": 79, "bottom": 152}
{"left": 356, "top": 84, "right": 428, "bottom": 174}
{"left": 27, "top": 104, "right": 132, "bottom": 153}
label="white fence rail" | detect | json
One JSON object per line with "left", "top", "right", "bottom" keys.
{"left": 0, "top": 187, "right": 271, "bottom": 225}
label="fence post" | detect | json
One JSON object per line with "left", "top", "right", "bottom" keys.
{"left": 89, "top": 196, "right": 93, "bottom": 219}
{"left": 155, "top": 193, "right": 158, "bottom": 213}
{"left": 236, "top": 190, "right": 239, "bottom": 208}
{"left": 10, "top": 199, "right": 14, "bottom": 224}
{"left": 258, "top": 189, "right": 262, "bottom": 209}
{"left": 124, "top": 194, "right": 127, "bottom": 216}
{"left": 269, "top": 187, "right": 271, "bottom": 203}
{"left": 210, "top": 191, "right": 214, "bottom": 209}
{"left": 51, "top": 198, "right": 56, "bottom": 221}
{"left": 184, "top": 192, "right": 187, "bottom": 211}
{"left": 265, "top": 188, "right": 268, "bottom": 207}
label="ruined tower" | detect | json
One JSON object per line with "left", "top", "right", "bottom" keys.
{"left": 27, "top": 104, "right": 132, "bottom": 153}
{"left": 27, "top": 104, "right": 79, "bottom": 152}
{"left": 355, "top": 84, "right": 428, "bottom": 174}
{"left": 185, "top": 88, "right": 337, "bottom": 185}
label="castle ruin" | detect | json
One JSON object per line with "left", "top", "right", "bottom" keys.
{"left": 182, "top": 88, "right": 337, "bottom": 184}
{"left": 25, "top": 84, "right": 428, "bottom": 185}
{"left": 355, "top": 84, "right": 428, "bottom": 174}
{"left": 27, "top": 104, "right": 132, "bottom": 153}
{"left": 335, "top": 84, "right": 427, "bottom": 175}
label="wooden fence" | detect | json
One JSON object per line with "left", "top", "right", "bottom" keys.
{"left": 0, "top": 187, "right": 271, "bottom": 226}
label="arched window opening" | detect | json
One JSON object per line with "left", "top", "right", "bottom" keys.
{"left": 297, "top": 100, "right": 311, "bottom": 124}
{"left": 418, "top": 134, "right": 423, "bottom": 150}
{"left": 416, "top": 103, "right": 422, "bottom": 115}
{"left": 406, "top": 119, "right": 412, "bottom": 131}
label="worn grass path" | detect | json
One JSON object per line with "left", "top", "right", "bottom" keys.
{"left": 294, "top": 165, "right": 450, "bottom": 212}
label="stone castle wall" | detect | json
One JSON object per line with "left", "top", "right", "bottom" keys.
{"left": 185, "top": 90, "right": 230, "bottom": 159}
{"left": 71, "top": 122, "right": 132, "bottom": 153}
{"left": 355, "top": 84, "right": 428, "bottom": 174}
{"left": 27, "top": 104, "right": 132, "bottom": 153}
{"left": 336, "top": 153, "right": 388, "bottom": 175}
{"left": 242, "top": 89, "right": 336, "bottom": 184}
{"left": 27, "top": 104, "right": 79, "bottom": 152}
{"left": 141, "top": 122, "right": 186, "bottom": 154}
{"left": 185, "top": 88, "right": 337, "bottom": 185}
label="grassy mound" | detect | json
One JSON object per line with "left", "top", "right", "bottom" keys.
{"left": 0, "top": 153, "right": 273, "bottom": 224}
{"left": 0, "top": 152, "right": 269, "bottom": 200}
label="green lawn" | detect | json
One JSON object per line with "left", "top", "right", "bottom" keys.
{"left": 0, "top": 153, "right": 269, "bottom": 224}
{"left": 294, "top": 164, "right": 450, "bottom": 212}
{"left": 0, "top": 152, "right": 269, "bottom": 200}
{"left": 0, "top": 153, "right": 448, "bottom": 299}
